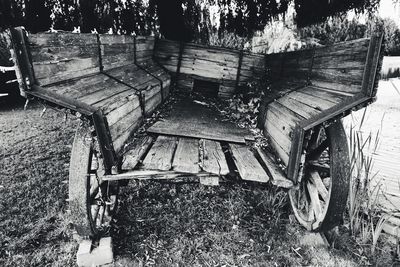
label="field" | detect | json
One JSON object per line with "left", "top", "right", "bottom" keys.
{"left": 0, "top": 94, "right": 397, "bottom": 266}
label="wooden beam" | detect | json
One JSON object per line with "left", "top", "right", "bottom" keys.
{"left": 122, "top": 136, "right": 154, "bottom": 170}
{"left": 142, "top": 135, "right": 177, "bottom": 171}
{"left": 201, "top": 139, "right": 229, "bottom": 176}
{"left": 9, "top": 27, "right": 36, "bottom": 95}
{"left": 172, "top": 137, "right": 201, "bottom": 173}
{"left": 256, "top": 147, "right": 293, "bottom": 188}
{"left": 361, "top": 33, "right": 384, "bottom": 97}
{"left": 103, "top": 170, "right": 217, "bottom": 181}
{"left": 230, "top": 144, "right": 269, "bottom": 183}
{"left": 92, "top": 110, "right": 117, "bottom": 173}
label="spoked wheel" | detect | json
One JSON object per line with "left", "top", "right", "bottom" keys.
{"left": 289, "top": 120, "right": 350, "bottom": 231}
{"left": 69, "top": 121, "right": 118, "bottom": 238}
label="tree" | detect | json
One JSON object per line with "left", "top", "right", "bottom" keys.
{"left": 381, "top": 18, "right": 400, "bottom": 56}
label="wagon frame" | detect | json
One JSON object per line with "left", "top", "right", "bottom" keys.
{"left": 7, "top": 27, "right": 384, "bottom": 238}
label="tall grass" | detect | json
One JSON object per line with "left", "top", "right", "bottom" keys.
{"left": 347, "top": 109, "right": 389, "bottom": 255}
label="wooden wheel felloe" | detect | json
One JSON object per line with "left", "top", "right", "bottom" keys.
{"left": 69, "top": 121, "right": 118, "bottom": 238}
{"left": 289, "top": 120, "right": 350, "bottom": 231}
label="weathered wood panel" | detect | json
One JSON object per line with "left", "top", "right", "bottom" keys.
{"left": 29, "top": 32, "right": 100, "bottom": 86}
{"left": 142, "top": 135, "right": 178, "bottom": 171}
{"left": 172, "top": 137, "right": 201, "bottom": 173}
{"left": 147, "top": 99, "right": 254, "bottom": 144}
{"left": 201, "top": 139, "right": 229, "bottom": 175}
{"left": 99, "top": 34, "right": 135, "bottom": 70}
{"left": 109, "top": 104, "right": 142, "bottom": 145}
{"left": 310, "top": 38, "right": 370, "bottom": 95}
{"left": 256, "top": 147, "right": 293, "bottom": 188}
{"left": 230, "top": 144, "right": 269, "bottom": 183}
{"left": 154, "top": 39, "right": 268, "bottom": 97}
{"left": 122, "top": 136, "right": 154, "bottom": 170}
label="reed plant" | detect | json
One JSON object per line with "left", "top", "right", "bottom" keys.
{"left": 347, "top": 108, "right": 389, "bottom": 255}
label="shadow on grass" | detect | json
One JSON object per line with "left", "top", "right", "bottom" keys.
{"left": 112, "top": 182, "right": 363, "bottom": 266}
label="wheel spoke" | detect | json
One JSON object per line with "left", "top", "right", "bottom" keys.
{"left": 307, "top": 181, "right": 322, "bottom": 221}
{"left": 309, "top": 171, "right": 329, "bottom": 202}
{"left": 308, "top": 126, "right": 322, "bottom": 150}
{"left": 308, "top": 161, "right": 330, "bottom": 173}
{"left": 91, "top": 204, "right": 100, "bottom": 222}
{"left": 322, "top": 177, "right": 331, "bottom": 188}
{"left": 307, "top": 139, "right": 329, "bottom": 160}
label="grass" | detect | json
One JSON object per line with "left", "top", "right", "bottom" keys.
{"left": 0, "top": 95, "right": 398, "bottom": 266}
{"left": 342, "top": 108, "right": 399, "bottom": 264}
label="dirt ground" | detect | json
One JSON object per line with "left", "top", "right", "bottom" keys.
{"left": 0, "top": 95, "right": 397, "bottom": 266}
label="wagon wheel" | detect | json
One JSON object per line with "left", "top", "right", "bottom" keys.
{"left": 69, "top": 121, "right": 119, "bottom": 238}
{"left": 289, "top": 120, "right": 350, "bottom": 231}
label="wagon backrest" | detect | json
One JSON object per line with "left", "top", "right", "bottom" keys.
{"left": 28, "top": 32, "right": 100, "bottom": 86}
{"left": 135, "top": 36, "right": 155, "bottom": 64}
{"left": 280, "top": 49, "right": 314, "bottom": 80}
{"left": 264, "top": 48, "right": 314, "bottom": 81}
{"left": 99, "top": 34, "right": 136, "bottom": 70}
{"left": 310, "top": 38, "right": 372, "bottom": 96}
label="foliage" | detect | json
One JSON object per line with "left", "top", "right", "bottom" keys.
{"left": 0, "top": 0, "right": 382, "bottom": 39}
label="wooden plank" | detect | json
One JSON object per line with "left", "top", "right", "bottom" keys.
{"left": 309, "top": 171, "right": 328, "bottom": 202}
{"left": 311, "top": 79, "right": 361, "bottom": 94}
{"left": 361, "top": 34, "right": 384, "bottom": 97}
{"left": 96, "top": 89, "right": 139, "bottom": 114}
{"left": 256, "top": 147, "right": 293, "bottom": 188}
{"left": 108, "top": 106, "right": 142, "bottom": 142}
{"left": 144, "top": 90, "right": 162, "bottom": 116}
{"left": 103, "top": 170, "right": 218, "bottom": 181}
{"left": 28, "top": 32, "right": 100, "bottom": 86}
{"left": 201, "top": 139, "right": 229, "bottom": 176}
{"left": 122, "top": 136, "right": 154, "bottom": 170}
{"left": 313, "top": 38, "right": 370, "bottom": 57}
{"left": 300, "top": 86, "right": 348, "bottom": 103}
{"left": 92, "top": 110, "right": 117, "bottom": 170}
{"left": 106, "top": 95, "right": 141, "bottom": 126}
{"left": 287, "top": 90, "right": 337, "bottom": 110}
{"left": 230, "top": 144, "right": 269, "bottom": 183}
{"left": 142, "top": 135, "right": 177, "bottom": 171}
{"left": 172, "top": 137, "right": 201, "bottom": 173}
{"left": 147, "top": 99, "right": 254, "bottom": 144}
{"left": 307, "top": 181, "right": 322, "bottom": 221}
{"left": 275, "top": 95, "right": 319, "bottom": 119}
{"left": 45, "top": 73, "right": 114, "bottom": 98}
{"left": 78, "top": 80, "right": 131, "bottom": 106}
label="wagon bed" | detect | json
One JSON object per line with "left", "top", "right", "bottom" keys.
{"left": 7, "top": 27, "right": 383, "bottom": 238}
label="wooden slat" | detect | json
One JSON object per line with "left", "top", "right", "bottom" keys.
{"left": 307, "top": 181, "right": 322, "bottom": 221}
{"left": 275, "top": 95, "right": 319, "bottom": 119}
{"left": 103, "top": 170, "right": 218, "bottom": 181}
{"left": 142, "top": 135, "right": 177, "bottom": 171}
{"left": 230, "top": 144, "right": 269, "bottom": 183}
{"left": 28, "top": 32, "right": 100, "bottom": 86}
{"left": 106, "top": 95, "right": 141, "bottom": 126}
{"left": 122, "top": 136, "right": 154, "bottom": 170}
{"left": 309, "top": 171, "right": 328, "bottom": 202}
{"left": 201, "top": 139, "right": 229, "bottom": 176}
{"left": 256, "top": 147, "right": 293, "bottom": 188}
{"left": 108, "top": 106, "right": 142, "bottom": 142}
{"left": 147, "top": 99, "right": 253, "bottom": 144}
{"left": 172, "top": 137, "right": 200, "bottom": 173}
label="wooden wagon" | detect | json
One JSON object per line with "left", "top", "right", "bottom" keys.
{"left": 7, "top": 27, "right": 383, "bottom": 238}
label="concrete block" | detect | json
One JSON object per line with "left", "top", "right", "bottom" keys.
{"left": 77, "top": 237, "right": 114, "bottom": 267}
{"left": 300, "top": 232, "right": 329, "bottom": 248}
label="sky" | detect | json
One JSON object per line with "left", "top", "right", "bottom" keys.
{"left": 379, "top": 0, "right": 400, "bottom": 26}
